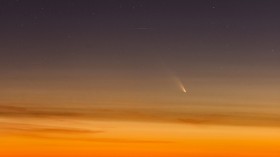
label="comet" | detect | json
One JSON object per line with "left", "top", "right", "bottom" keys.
{"left": 158, "top": 58, "right": 188, "bottom": 93}
{"left": 173, "top": 77, "right": 187, "bottom": 93}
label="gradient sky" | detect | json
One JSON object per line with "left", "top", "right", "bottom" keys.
{"left": 1, "top": 0, "right": 280, "bottom": 157}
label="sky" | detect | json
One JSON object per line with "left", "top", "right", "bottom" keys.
{"left": 1, "top": 0, "right": 280, "bottom": 156}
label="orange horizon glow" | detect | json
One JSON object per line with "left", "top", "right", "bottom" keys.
{"left": 1, "top": 118, "right": 280, "bottom": 157}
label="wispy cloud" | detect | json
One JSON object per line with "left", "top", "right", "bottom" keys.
{"left": 1, "top": 104, "right": 280, "bottom": 127}
{"left": 0, "top": 121, "right": 173, "bottom": 144}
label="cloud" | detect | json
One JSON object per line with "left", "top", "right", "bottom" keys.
{"left": 0, "top": 121, "right": 172, "bottom": 144}
{"left": 1, "top": 104, "right": 280, "bottom": 127}
{"left": 0, "top": 122, "right": 104, "bottom": 135}
{"left": 0, "top": 105, "right": 27, "bottom": 112}
{"left": 0, "top": 104, "right": 83, "bottom": 118}
{"left": 25, "top": 128, "right": 103, "bottom": 134}
{"left": 78, "top": 138, "right": 173, "bottom": 144}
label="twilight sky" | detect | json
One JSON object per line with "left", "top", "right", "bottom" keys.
{"left": 1, "top": 1, "right": 280, "bottom": 157}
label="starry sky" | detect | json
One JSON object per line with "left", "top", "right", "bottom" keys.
{"left": 1, "top": 1, "right": 280, "bottom": 157}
